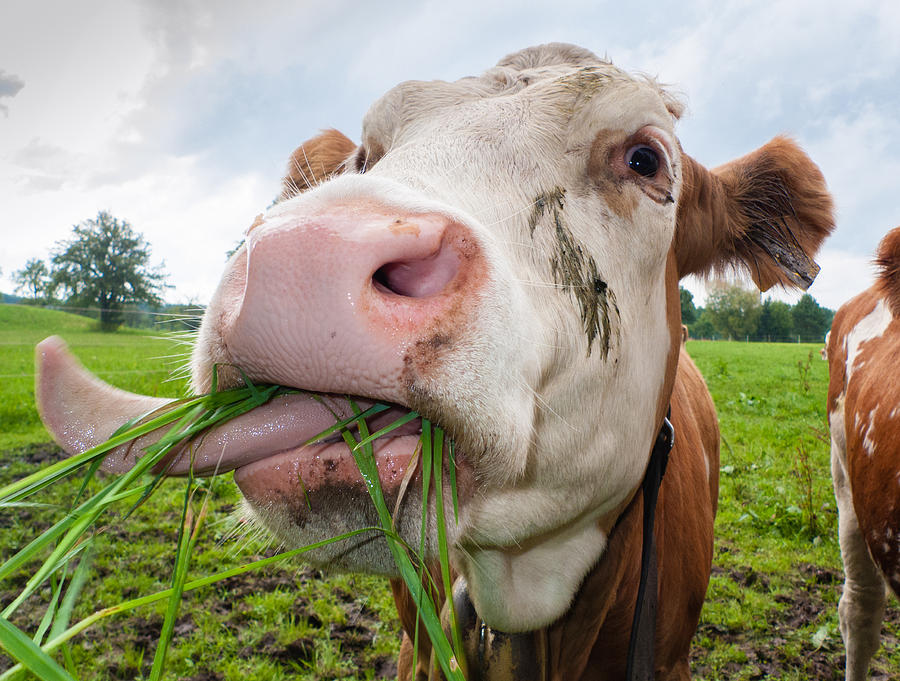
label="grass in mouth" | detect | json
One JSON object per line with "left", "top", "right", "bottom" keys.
{"left": 0, "top": 377, "right": 465, "bottom": 681}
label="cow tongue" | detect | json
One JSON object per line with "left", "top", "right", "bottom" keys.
{"left": 34, "top": 336, "right": 417, "bottom": 477}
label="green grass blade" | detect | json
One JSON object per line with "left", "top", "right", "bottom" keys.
{"left": 0, "top": 617, "right": 77, "bottom": 681}
{"left": 0, "top": 397, "right": 203, "bottom": 504}
{"left": 302, "top": 401, "right": 389, "bottom": 446}
{"left": 1, "top": 386, "right": 291, "bottom": 617}
{"left": 413, "top": 423, "right": 433, "bottom": 670}
{"left": 148, "top": 477, "right": 199, "bottom": 681}
{"left": 0, "top": 384, "right": 289, "bottom": 506}
{"left": 448, "top": 440, "right": 459, "bottom": 524}
{"left": 430, "top": 422, "right": 466, "bottom": 676}
{"left": 48, "top": 544, "right": 94, "bottom": 643}
{"left": 352, "top": 411, "right": 419, "bottom": 451}
{"left": 1, "top": 435, "right": 176, "bottom": 617}
{"left": 71, "top": 457, "right": 103, "bottom": 510}
{"left": 342, "top": 404, "right": 465, "bottom": 681}
{"left": 0, "top": 502, "right": 58, "bottom": 510}
{"left": 34, "top": 569, "right": 67, "bottom": 646}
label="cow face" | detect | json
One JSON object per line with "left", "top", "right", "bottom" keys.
{"left": 191, "top": 45, "right": 688, "bottom": 629}
{"left": 37, "top": 43, "right": 833, "bottom": 632}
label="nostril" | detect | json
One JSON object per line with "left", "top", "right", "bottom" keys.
{"left": 372, "top": 242, "right": 461, "bottom": 298}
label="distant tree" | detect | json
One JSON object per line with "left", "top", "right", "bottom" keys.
{"left": 680, "top": 286, "right": 698, "bottom": 324}
{"left": 792, "top": 293, "right": 833, "bottom": 342}
{"left": 13, "top": 258, "right": 52, "bottom": 302}
{"left": 705, "top": 283, "right": 762, "bottom": 340}
{"left": 757, "top": 299, "right": 794, "bottom": 342}
{"left": 690, "top": 309, "right": 718, "bottom": 339}
{"left": 50, "top": 211, "right": 169, "bottom": 330}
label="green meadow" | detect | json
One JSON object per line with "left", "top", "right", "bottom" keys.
{"left": 0, "top": 304, "right": 897, "bottom": 680}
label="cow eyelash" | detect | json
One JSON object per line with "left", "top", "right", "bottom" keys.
{"left": 354, "top": 147, "right": 371, "bottom": 173}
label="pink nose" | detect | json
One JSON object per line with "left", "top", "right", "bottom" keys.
{"left": 216, "top": 202, "right": 485, "bottom": 402}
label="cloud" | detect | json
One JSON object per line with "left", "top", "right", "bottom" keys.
{"left": 804, "top": 248, "right": 877, "bottom": 310}
{"left": 12, "top": 137, "right": 74, "bottom": 170}
{"left": 0, "top": 69, "right": 24, "bottom": 116}
{"left": 2, "top": 0, "right": 899, "bottom": 306}
{"left": 0, "top": 70, "right": 24, "bottom": 97}
{"left": 15, "top": 174, "right": 66, "bottom": 194}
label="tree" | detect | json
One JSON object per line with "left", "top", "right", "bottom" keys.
{"left": 13, "top": 258, "right": 51, "bottom": 302}
{"left": 792, "top": 293, "right": 833, "bottom": 342}
{"left": 690, "top": 309, "right": 719, "bottom": 339}
{"left": 757, "top": 299, "right": 794, "bottom": 342}
{"left": 680, "top": 286, "right": 698, "bottom": 324}
{"left": 705, "top": 283, "right": 762, "bottom": 340}
{"left": 51, "top": 211, "right": 169, "bottom": 330}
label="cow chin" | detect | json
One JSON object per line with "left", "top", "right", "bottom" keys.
{"left": 459, "top": 512, "right": 610, "bottom": 632}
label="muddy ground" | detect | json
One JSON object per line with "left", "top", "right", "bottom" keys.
{"left": 2, "top": 443, "right": 898, "bottom": 680}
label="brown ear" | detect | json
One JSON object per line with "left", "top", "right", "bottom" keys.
{"left": 675, "top": 136, "right": 835, "bottom": 291}
{"left": 281, "top": 129, "right": 358, "bottom": 200}
{"left": 876, "top": 227, "right": 900, "bottom": 317}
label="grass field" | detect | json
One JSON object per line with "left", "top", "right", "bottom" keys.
{"left": 0, "top": 303, "right": 897, "bottom": 680}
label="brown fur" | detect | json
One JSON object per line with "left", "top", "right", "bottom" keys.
{"left": 875, "top": 226, "right": 900, "bottom": 318}
{"left": 280, "top": 129, "right": 357, "bottom": 200}
{"left": 675, "top": 136, "right": 834, "bottom": 291}
{"left": 826, "top": 276, "right": 900, "bottom": 679}
{"left": 828, "top": 284, "right": 900, "bottom": 595}
{"left": 587, "top": 130, "right": 640, "bottom": 221}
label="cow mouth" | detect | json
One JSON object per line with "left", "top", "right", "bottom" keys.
{"left": 201, "top": 395, "right": 434, "bottom": 509}
{"left": 34, "top": 336, "right": 469, "bottom": 512}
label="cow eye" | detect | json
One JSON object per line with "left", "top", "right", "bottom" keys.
{"left": 626, "top": 145, "right": 660, "bottom": 178}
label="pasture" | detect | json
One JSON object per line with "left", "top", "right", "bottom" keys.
{"left": 0, "top": 304, "right": 897, "bottom": 680}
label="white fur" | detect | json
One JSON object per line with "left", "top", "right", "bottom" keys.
{"left": 831, "top": 401, "right": 887, "bottom": 681}
{"left": 845, "top": 299, "right": 892, "bottom": 381}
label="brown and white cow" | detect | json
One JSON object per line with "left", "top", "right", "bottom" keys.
{"left": 36, "top": 44, "right": 833, "bottom": 679}
{"left": 827, "top": 227, "right": 900, "bottom": 681}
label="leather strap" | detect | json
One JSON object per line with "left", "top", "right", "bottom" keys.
{"left": 625, "top": 412, "right": 674, "bottom": 681}
{"left": 436, "top": 414, "right": 674, "bottom": 681}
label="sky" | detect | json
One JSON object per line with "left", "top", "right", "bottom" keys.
{"left": 1, "top": 0, "right": 898, "bottom": 310}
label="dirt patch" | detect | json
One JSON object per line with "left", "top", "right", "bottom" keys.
{"left": 691, "top": 562, "right": 900, "bottom": 680}
{"left": 21, "top": 442, "right": 67, "bottom": 466}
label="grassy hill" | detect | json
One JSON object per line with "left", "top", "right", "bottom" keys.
{"left": 0, "top": 303, "right": 191, "bottom": 451}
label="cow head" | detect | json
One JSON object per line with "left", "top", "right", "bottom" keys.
{"left": 37, "top": 43, "right": 833, "bottom": 632}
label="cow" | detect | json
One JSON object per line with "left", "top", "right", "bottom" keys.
{"left": 35, "top": 44, "right": 834, "bottom": 679}
{"left": 827, "top": 226, "right": 900, "bottom": 681}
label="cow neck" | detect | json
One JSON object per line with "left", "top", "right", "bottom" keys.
{"left": 441, "top": 412, "right": 675, "bottom": 681}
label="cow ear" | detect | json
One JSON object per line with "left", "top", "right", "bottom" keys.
{"left": 281, "top": 129, "right": 358, "bottom": 200}
{"left": 875, "top": 227, "right": 900, "bottom": 317}
{"left": 675, "top": 136, "right": 835, "bottom": 291}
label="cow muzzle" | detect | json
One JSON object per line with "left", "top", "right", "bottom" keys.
{"left": 197, "top": 200, "right": 487, "bottom": 402}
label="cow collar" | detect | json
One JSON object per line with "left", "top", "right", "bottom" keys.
{"left": 625, "top": 410, "right": 674, "bottom": 681}
{"left": 444, "top": 412, "right": 675, "bottom": 680}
